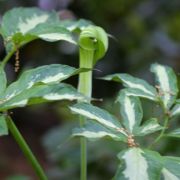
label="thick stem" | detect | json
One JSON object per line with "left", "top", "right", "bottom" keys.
{"left": 6, "top": 116, "right": 48, "bottom": 180}
{"left": 78, "top": 48, "right": 93, "bottom": 98}
{"left": 78, "top": 48, "right": 94, "bottom": 180}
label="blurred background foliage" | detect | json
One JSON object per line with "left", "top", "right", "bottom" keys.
{"left": 0, "top": 0, "right": 179, "bottom": 179}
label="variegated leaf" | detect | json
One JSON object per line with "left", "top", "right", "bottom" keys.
{"left": 1, "top": 7, "right": 75, "bottom": 52}
{"left": 0, "top": 66, "right": 7, "bottom": 96}
{"left": 135, "top": 118, "right": 163, "bottom": 136}
{"left": 117, "top": 90, "right": 143, "bottom": 134}
{"left": 70, "top": 103, "right": 126, "bottom": 135}
{"left": 114, "top": 148, "right": 163, "bottom": 180}
{"left": 151, "top": 63, "right": 178, "bottom": 110}
{"left": 28, "top": 23, "right": 76, "bottom": 44}
{"left": 166, "top": 129, "right": 180, "bottom": 138}
{"left": 162, "top": 156, "right": 180, "bottom": 180}
{"left": 101, "top": 73, "right": 157, "bottom": 101}
{"left": 1, "top": 64, "right": 84, "bottom": 100}
{"left": 61, "top": 19, "right": 92, "bottom": 31}
{"left": 73, "top": 121, "right": 127, "bottom": 142}
{"left": 0, "top": 115, "right": 8, "bottom": 136}
{"left": 0, "top": 83, "right": 84, "bottom": 111}
{"left": 170, "top": 104, "right": 180, "bottom": 118}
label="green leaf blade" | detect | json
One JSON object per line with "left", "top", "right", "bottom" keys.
{"left": 0, "top": 83, "right": 84, "bottom": 110}
{"left": 101, "top": 73, "right": 157, "bottom": 101}
{"left": 135, "top": 118, "right": 163, "bottom": 136}
{"left": 70, "top": 103, "right": 125, "bottom": 133}
{"left": 28, "top": 23, "right": 76, "bottom": 44}
{"left": 1, "top": 7, "right": 59, "bottom": 51}
{"left": 118, "top": 90, "right": 143, "bottom": 134}
{"left": 73, "top": 121, "right": 127, "bottom": 142}
{"left": 150, "top": 63, "right": 178, "bottom": 109}
{"left": 114, "top": 148, "right": 163, "bottom": 180}
{"left": 61, "top": 19, "right": 93, "bottom": 32}
{"left": 166, "top": 128, "right": 180, "bottom": 138}
{"left": 1, "top": 7, "right": 76, "bottom": 52}
{"left": 3, "top": 64, "right": 81, "bottom": 100}
{"left": 162, "top": 156, "right": 180, "bottom": 180}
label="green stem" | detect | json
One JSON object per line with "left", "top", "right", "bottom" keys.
{"left": 78, "top": 47, "right": 94, "bottom": 180}
{"left": 1, "top": 48, "right": 16, "bottom": 68}
{"left": 6, "top": 116, "right": 48, "bottom": 180}
{"left": 149, "top": 115, "right": 169, "bottom": 148}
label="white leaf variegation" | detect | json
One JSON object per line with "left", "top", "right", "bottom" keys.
{"left": 73, "top": 121, "right": 127, "bottom": 142}
{"left": 117, "top": 90, "right": 143, "bottom": 134}
{"left": 1, "top": 64, "right": 84, "bottom": 100}
{"left": 0, "top": 64, "right": 87, "bottom": 111}
{"left": 135, "top": 118, "right": 163, "bottom": 136}
{"left": 101, "top": 73, "right": 157, "bottom": 101}
{"left": 1, "top": 7, "right": 76, "bottom": 52}
{"left": 0, "top": 83, "right": 84, "bottom": 111}
{"left": 162, "top": 156, "right": 180, "bottom": 180}
{"left": 114, "top": 148, "right": 162, "bottom": 180}
{"left": 0, "top": 115, "right": 8, "bottom": 136}
{"left": 28, "top": 23, "right": 76, "bottom": 44}
{"left": 151, "top": 63, "right": 178, "bottom": 109}
{"left": 70, "top": 103, "right": 127, "bottom": 136}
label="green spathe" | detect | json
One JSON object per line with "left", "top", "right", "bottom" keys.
{"left": 79, "top": 25, "right": 108, "bottom": 65}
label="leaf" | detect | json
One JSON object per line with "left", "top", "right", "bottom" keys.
{"left": 0, "top": 83, "right": 84, "bottom": 111}
{"left": 1, "top": 7, "right": 75, "bottom": 52}
{"left": 28, "top": 23, "right": 76, "bottom": 44}
{"left": 162, "top": 156, "right": 180, "bottom": 180}
{"left": 170, "top": 104, "right": 180, "bottom": 118}
{"left": 73, "top": 121, "right": 127, "bottom": 142}
{"left": 0, "top": 115, "right": 8, "bottom": 136}
{"left": 101, "top": 73, "right": 157, "bottom": 101}
{"left": 70, "top": 103, "right": 126, "bottom": 134}
{"left": 0, "top": 66, "right": 7, "bottom": 96}
{"left": 61, "top": 19, "right": 93, "bottom": 32}
{"left": 117, "top": 90, "right": 143, "bottom": 134}
{"left": 1, "top": 64, "right": 83, "bottom": 100}
{"left": 135, "top": 118, "right": 163, "bottom": 136}
{"left": 1, "top": 7, "right": 57, "bottom": 51}
{"left": 150, "top": 63, "right": 178, "bottom": 109}
{"left": 114, "top": 148, "right": 163, "bottom": 180}
{"left": 166, "top": 128, "right": 180, "bottom": 138}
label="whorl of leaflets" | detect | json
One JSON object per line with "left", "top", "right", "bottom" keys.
{"left": 70, "top": 63, "right": 180, "bottom": 180}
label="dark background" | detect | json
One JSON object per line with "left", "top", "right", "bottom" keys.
{"left": 0, "top": 0, "right": 179, "bottom": 179}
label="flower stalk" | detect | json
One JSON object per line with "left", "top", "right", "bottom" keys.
{"left": 77, "top": 25, "right": 108, "bottom": 180}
